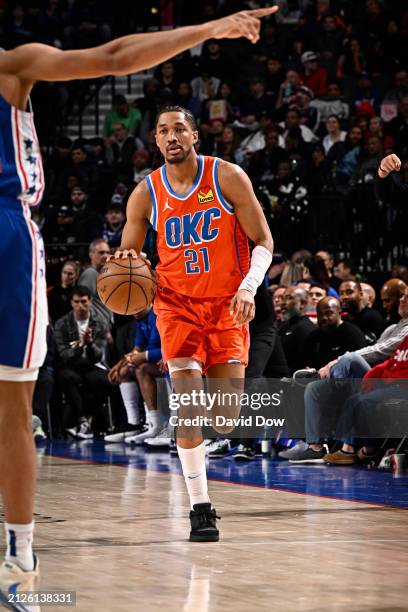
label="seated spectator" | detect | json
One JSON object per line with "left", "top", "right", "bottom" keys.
{"left": 301, "top": 51, "right": 328, "bottom": 97}
{"left": 78, "top": 239, "right": 112, "bottom": 325}
{"left": 237, "top": 77, "right": 276, "bottom": 129}
{"left": 271, "top": 286, "right": 286, "bottom": 323}
{"left": 334, "top": 259, "right": 355, "bottom": 285}
{"left": 48, "top": 260, "right": 80, "bottom": 324}
{"left": 102, "top": 200, "right": 125, "bottom": 249}
{"left": 310, "top": 80, "right": 349, "bottom": 127}
{"left": 280, "top": 108, "right": 318, "bottom": 144}
{"left": 264, "top": 55, "right": 286, "bottom": 95}
{"left": 235, "top": 114, "right": 284, "bottom": 167}
{"left": 216, "top": 125, "right": 241, "bottom": 162}
{"left": 316, "top": 14, "right": 346, "bottom": 76}
{"left": 322, "top": 115, "right": 346, "bottom": 154}
{"left": 103, "top": 94, "right": 142, "bottom": 138}
{"left": 367, "top": 116, "right": 394, "bottom": 152}
{"left": 302, "top": 256, "right": 339, "bottom": 297}
{"left": 108, "top": 306, "right": 163, "bottom": 444}
{"left": 307, "top": 283, "right": 327, "bottom": 322}
{"left": 54, "top": 286, "right": 113, "bottom": 438}
{"left": 174, "top": 81, "right": 201, "bottom": 120}
{"left": 266, "top": 252, "right": 288, "bottom": 289}
{"left": 340, "top": 280, "right": 386, "bottom": 344}
{"left": 247, "top": 126, "right": 288, "bottom": 184}
{"left": 155, "top": 60, "right": 178, "bottom": 98}
{"left": 361, "top": 282, "right": 376, "bottom": 309}
{"left": 324, "top": 334, "right": 408, "bottom": 465}
{"left": 191, "top": 70, "right": 221, "bottom": 103}
{"left": 335, "top": 125, "right": 363, "bottom": 181}
{"left": 380, "top": 279, "right": 407, "bottom": 324}
{"left": 350, "top": 134, "right": 383, "bottom": 186}
{"left": 304, "top": 297, "right": 367, "bottom": 369}
{"left": 287, "top": 287, "right": 408, "bottom": 464}
{"left": 353, "top": 71, "right": 381, "bottom": 115}
{"left": 105, "top": 122, "right": 142, "bottom": 178}
{"left": 61, "top": 144, "right": 99, "bottom": 195}
{"left": 278, "top": 287, "right": 315, "bottom": 374}
{"left": 276, "top": 69, "right": 303, "bottom": 111}
{"left": 63, "top": 0, "right": 112, "bottom": 49}
{"left": 199, "top": 39, "right": 231, "bottom": 82}
{"left": 292, "top": 86, "right": 320, "bottom": 133}
{"left": 132, "top": 150, "right": 152, "bottom": 186}
{"left": 315, "top": 250, "right": 336, "bottom": 287}
{"left": 201, "top": 81, "right": 240, "bottom": 126}
{"left": 337, "top": 38, "right": 368, "bottom": 78}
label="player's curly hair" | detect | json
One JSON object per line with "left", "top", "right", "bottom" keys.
{"left": 155, "top": 105, "right": 197, "bottom": 131}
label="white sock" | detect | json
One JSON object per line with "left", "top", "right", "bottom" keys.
{"left": 119, "top": 382, "right": 140, "bottom": 426}
{"left": 5, "top": 522, "right": 35, "bottom": 571}
{"left": 148, "top": 409, "right": 160, "bottom": 429}
{"left": 177, "top": 442, "right": 210, "bottom": 509}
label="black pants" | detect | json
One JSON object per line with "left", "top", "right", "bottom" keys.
{"left": 57, "top": 361, "right": 113, "bottom": 431}
{"left": 33, "top": 366, "right": 54, "bottom": 432}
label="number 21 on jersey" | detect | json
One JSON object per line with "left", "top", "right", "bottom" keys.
{"left": 184, "top": 247, "right": 210, "bottom": 274}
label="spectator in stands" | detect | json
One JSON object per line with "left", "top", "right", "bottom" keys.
{"left": 102, "top": 200, "right": 125, "bottom": 249}
{"left": 336, "top": 125, "right": 363, "bottom": 181}
{"left": 199, "top": 39, "right": 231, "bottom": 82}
{"left": 105, "top": 122, "right": 141, "bottom": 178}
{"left": 266, "top": 252, "right": 288, "bottom": 289}
{"left": 337, "top": 38, "right": 368, "bottom": 78}
{"left": 62, "top": 145, "right": 99, "bottom": 195}
{"left": 304, "top": 296, "right": 367, "bottom": 369}
{"left": 303, "top": 256, "right": 339, "bottom": 297}
{"left": 322, "top": 115, "right": 346, "bottom": 154}
{"left": 280, "top": 108, "right": 318, "bottom": 144}
{"left": 271, "top": 286, "right": 285, "bottom": 323}
{"left": 132, "top": 150, "right": 152, "bottom": 186}
{"left": 353, "top": 72, "right": 381, "bottom": 115}
{"left": 301, "top": 51, "right": 328, "bottom": 97}
{"left": 174, "top": 81, "right": 201, "bottom": 120}
{"left": 108, "top": 306, "right": 163, "bottom": 444}
{"left": 48, "top": 260, "right": 80, "bottom": 324}
{"left": 317, "top": 14, "right": 346, "bottom": 75}
{"left": 103, "top": 94, "right": 142, "bottom": 138}
{"left": 201, "top": 81, "right": 240, "bottom": 127}
{"left": 55, "top": 286, "right": 113, "bottom": 439}
{"left": 288, "top": 287, "right": 408, "bottom": 464}
{"left": 361, "top": 282, "right": 376, "bottom": 309}
{"left": 264, "top": 55, "right": 286, "bottom": 94}
{"left": 216, "top": 125, "right": 241, "bottom": 162}
{"left": 279, "top": 286, "right": 315, "bottom": 373}
{"left": 238, "top": 77, "right": 275, "bottom": 129}
{"left": 36, "top": 0, "right": 64, "bottom": 47}
{"left": 69, "top": 185, "right": 104, "bottom": 244}
{"left": 351, "top": 134, "right": 383, "bottom": 186}
{"left": 380, "top": 279, "right": 407, "bottom": 324}
{"left": 191, "top": 69, "right": 221, "bottom": 103}
{"left": 78, "top": 239, "right": 112, "bottom": 325}
{"left": 340, "top": 280, "right": 386, "bottom": 344}
{"left": 275, "top": 69, "right": 303, "bottom": 111}
{"left": 307, "top": 283, "right": 327, "bottom": 321}
{"left": 367, "top": 116, "right": 394, "bottom": 152}
{"left": 247, "top": 126, "right": 288, "bottom": 184}
{"left": 387, "top": 95, "right": 408, "bottom": 153}
{"left": 324, "top": 333, "right": 408, "bottom": 465}
{"left": 293, "top": 86, "right": 320, "bottom": 133}
{"left": 310, "top": 80, "right": 349, "bottom": 125}
{"left": 315, "top": 250, "right": 337, "bottom": 288}
{"left": 334, "top": 259, "right": 355, "bottom": 283}
{"left": 391, "top": 263, "right": 408, "bottom": 286}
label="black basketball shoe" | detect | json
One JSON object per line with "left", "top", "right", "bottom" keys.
{"left": 189, "top": 503, "right": 220, "bottom": 542}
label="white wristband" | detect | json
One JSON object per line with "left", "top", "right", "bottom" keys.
{"left": 238, "top": 245, "right": 273, "bottom": 296}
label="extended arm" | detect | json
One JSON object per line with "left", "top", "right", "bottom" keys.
{"left": 0, "top": 8, "right": 278, "bottom": 84}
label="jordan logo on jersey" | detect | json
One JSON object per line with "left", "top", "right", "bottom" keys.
{"left": 197, "top": 185, "right": 215, "bottom": 204}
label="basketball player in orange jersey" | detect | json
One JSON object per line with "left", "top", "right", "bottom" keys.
{"left": 113, "top": 106, "right": 274, "bottom": 541}
{"left": 0, "top": 6, "right": 278, "bottom": 592}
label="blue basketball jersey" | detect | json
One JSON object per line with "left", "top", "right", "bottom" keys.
{"left": 0, "top": 93, "right": 47, "bottom": 373}
{"left": 0, "top": 94, "right": 44, "bottom": 206}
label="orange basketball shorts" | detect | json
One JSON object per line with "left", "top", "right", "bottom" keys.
{"left": 154, "top": 286, "right": 249, "bottom": 373}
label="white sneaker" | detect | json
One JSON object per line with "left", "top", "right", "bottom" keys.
{"left": 205, "top": 438, "right": 227, "bottom": 456}
{"left": 33, "top": 425, "right": 47, "bottom": 442}
{"left": 104, "top": 425, "right": 143, "bottom": 443}
{"left": 126, "top": 420, "right": 162, "bottom": 445}
{"left": 278, "top": 440, "right": 309, "bottom": 459}
{"left": 144, "top": 424, "right": 173, "bottom": 447}
{"left": 0, "top": 556, "right": 40, "bottom": 611}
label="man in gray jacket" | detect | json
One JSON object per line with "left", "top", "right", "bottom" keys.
{"left": 287, "top": 287, "right": 408, "bottom": 463}
{"left": 54, "top": 286, "right": 112, "bottom": 439}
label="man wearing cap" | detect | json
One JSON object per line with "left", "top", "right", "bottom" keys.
{"left": 293, "top": 86, "right": 320, "bottom": 133}
{"left": 102, "top": 199, "right": 126, "bottom": 248}
{"left": 301, "top": 51, "right": 328, "bottom": 97}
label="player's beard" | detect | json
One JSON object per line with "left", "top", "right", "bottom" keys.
{"left": 165, "top": 144, "right": 193, "bottom": 164}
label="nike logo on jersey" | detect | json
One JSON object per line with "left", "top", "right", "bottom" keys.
{"left": 162, "top": 198, "right": 174, "bottom": 212}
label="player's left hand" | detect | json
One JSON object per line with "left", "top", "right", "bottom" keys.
{"left": 230, "top": 289, "right": 255, "bottom": 325}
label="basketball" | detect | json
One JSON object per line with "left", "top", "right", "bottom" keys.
{"left": 97, "top": 256, "right": 157, "bottom": 315}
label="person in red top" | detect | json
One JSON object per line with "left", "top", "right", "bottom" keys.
{"left": 112, "top": 105, "right": 274, "bottom": 541}
{"left": 301, "top": 51, "right": 328, "bottom": 97}
{"left": 324, "top": 333, "right": 408, "bottom": 465}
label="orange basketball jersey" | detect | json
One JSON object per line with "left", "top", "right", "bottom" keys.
{"left": 146, "top": 155, "right": 250, "bottom": 298}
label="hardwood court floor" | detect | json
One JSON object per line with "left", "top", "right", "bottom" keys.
{"left": 1, "top": 442, "right": 408, "bottom": 612}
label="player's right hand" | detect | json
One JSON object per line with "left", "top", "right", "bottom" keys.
{"left": 211, "top": 7, "right": 279, "bottom": 44}
{"left": 108, "top": 248, "right": 138, "bottom": 261}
